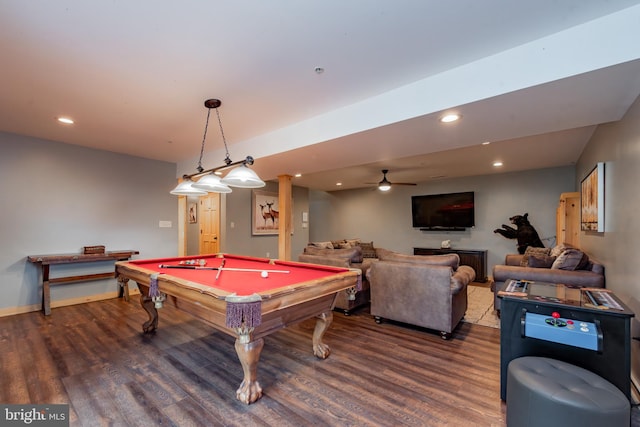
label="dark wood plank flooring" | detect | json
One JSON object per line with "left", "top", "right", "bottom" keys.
{"left": 0, "top": 296, "right": 507, "bottom": 426}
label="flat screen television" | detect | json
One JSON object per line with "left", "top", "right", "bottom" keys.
{"left": 411, "top": 191, "right": 475, "bottom": 230}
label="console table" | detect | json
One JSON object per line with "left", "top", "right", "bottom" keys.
{"left": 413, "top": 247, "right": 487, "bottom": 282}
{"left": 27, "top": 250, "right": 139, "bottom": 315}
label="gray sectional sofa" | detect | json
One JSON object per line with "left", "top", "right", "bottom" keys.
{"left": 491, "top": 245, "right": 605, "bottom": 313}
{"left": 297, "top": 239, "right": 378, "bottom": 315}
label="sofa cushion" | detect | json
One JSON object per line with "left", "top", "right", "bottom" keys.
{"left": 520, "top": 246, "right": 551, "bottom": 266}
{"left": 298, "top": 254, "right": 351, "bottom": 268}
{"left": 551, "top": 249, "right": 589, "bottom": 271}
{"left": 527, "top": 254, "right": 556, "bottom": 268}
{"left": 304, "top": 245, "right": 363, "bottom": 263}
{"left": 359, "top": 241, "right": 377, "bottom": 258}
{"left": 377, "top": 248, "right": 459, "bottom": 270}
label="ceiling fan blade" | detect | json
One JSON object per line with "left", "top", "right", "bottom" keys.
{"left": 393, "top": 182, "right": 417, "bottom": 186}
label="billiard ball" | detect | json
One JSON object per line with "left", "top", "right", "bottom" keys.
{"left": 261, "top": 271, "right": 269, "bottom": 278}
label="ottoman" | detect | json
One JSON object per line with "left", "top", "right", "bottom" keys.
{"left": 507, "top": 356, "right": 629, "bottom": 427}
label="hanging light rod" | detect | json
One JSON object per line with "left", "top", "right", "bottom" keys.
{"left": 170, "top": 98, "right": 265, "bottom": 196}
{"left": 185, "top": 155, "right": 256, "bottom": 180}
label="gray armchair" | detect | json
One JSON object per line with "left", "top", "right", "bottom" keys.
{"left": 368, "top": 251, "right": 476, "bottom": 339}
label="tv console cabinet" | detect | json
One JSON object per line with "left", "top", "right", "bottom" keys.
{"left": 413, "top": 247, "right": 487, "bottom": 282}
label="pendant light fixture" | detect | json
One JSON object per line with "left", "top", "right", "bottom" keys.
{"left": 170, "top": 98, "right": 265, "bottom": 196}
{"left": 169, "top": 178, "right": 208, "bottom": 196}
{"left": 221, "top": 163, "right": 266, "bottom": 188}
{"left": 378, "top": 176, "right": 392, "bottom": 192}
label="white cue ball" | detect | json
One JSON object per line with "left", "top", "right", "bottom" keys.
{"left": 261, "top": 271, "right": 269, "bottom": 278}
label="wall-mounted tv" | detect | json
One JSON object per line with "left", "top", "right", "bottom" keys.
{"left": 411, "top": 191, "right": 475, "bottom": 230}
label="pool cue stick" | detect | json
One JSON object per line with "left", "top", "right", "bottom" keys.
{"left": 158, "top": 264, "right": 290, "bottom": 273}
{"left": 159, "top": 265, "right": 217, "bottom": 270}
{"left": 215, "top": 259, "right": 225, "bottom": 280}
{"left": 216, "top": 267, "right": 290, "bottom": 273}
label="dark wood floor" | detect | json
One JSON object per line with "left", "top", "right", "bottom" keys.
{"left": 0, "top": 296, "right": 507, "bottom": 426}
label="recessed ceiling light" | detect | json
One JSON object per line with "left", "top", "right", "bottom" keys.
{"left": 336, "top": 182, "right": 342, "bottom": 186}
{"left": 482, "top": 141, "right": 491, "bottom": 145}
{"left": 440, "top": 113, "right": 461, "bottom": 123}
{"left": 294, "top": 173, "right": 302, "bottom": 178}
{"left": 493, "top": 161, "right": 503, "bottom": 167}
{"left": 57, "top": 117, "right": 74, "bottom": 124}
{"left": 314, "top": 67, "right": 325, "bottom": 74}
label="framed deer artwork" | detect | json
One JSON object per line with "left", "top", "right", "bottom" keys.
{"left": 188, "top": 202, "right": 197, "bottom": 224}
{"left": 252, "top": 190, "right": 295, "bottom": 235}
{"left": 252, "top": 191, "right": 280, "bottom": 235}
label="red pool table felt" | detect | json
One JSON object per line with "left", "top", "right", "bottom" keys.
{"left": 126, "top": 253, "right": 349, "bottom": 296}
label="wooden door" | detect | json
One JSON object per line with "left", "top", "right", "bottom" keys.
{"left": 199, "top": 193, "right": 220, "bottom": 254}
{"left": 563, "top": 193, "right": 581, "bottom": 247}
{"left": 556, "top": 192, "right": 580, "bottom": 247}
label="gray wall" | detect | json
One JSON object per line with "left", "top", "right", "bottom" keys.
{"left": 0, "top": 132, "right": 178, "bottom": 311}
{"left": 574, "top": 94, "right": 640, "bottom": 389}
{"left": 219, "top": 182, "right": 310, "bottom": 259}
{"left": 309, "top": 166, "right": 576, "bottom": 273}
{"left": 576, "top": 94, "right": 640, "bottom": 306}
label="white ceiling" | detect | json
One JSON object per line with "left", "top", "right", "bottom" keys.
{"left": 2, "top": 1, "right": 640, "bottom": 191}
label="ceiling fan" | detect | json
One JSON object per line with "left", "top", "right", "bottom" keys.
{"left": 368, "top": 169, "right": 417, "bottom": 191}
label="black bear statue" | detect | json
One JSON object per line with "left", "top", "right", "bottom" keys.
{"left": 494, "top": 213, "right": 545, "bottom": 254}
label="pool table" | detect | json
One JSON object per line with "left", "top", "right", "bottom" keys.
{"left": 115, "top": 253, "right": 360, "bottom": 404}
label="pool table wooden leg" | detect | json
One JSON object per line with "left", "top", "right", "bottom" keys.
{"left": 312, "top": 310, "right": 333, "bottom": 359}
{"left": 139, "top": 293, "right": 158, "bottom": 333}
{"left": 234, "top": 337, "right": 264, "bottom": 404}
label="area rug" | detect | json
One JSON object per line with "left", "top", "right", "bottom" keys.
{"left": 463, "top": 285, "right": 500, "bottom": 329}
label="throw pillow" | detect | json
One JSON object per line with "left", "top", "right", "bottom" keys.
{"left": 359, "top": 241, "right": 377, "bottom": 258}
{"left": 346, "top": 238, "right": 362, "bottom": 247}
{"left": 335, "top": 241, "right": 353, "bottom": 249}
{"left": 308, "top": 241, "right": 334, "bottom": 249}
{"left": 527, "top": 254, "right": 556, "bottom": 269}
{"left": 520, "top": 246, "right": 551, "bottom": 266}
{"left": 551, "top": 249, "right": 589, "bottom": 271}
{"left": 550, "top": 243, "right": 570, "bottom": 258}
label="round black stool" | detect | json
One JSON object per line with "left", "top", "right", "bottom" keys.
{"left": 507, "top": 356, "right": 630, "bottom": 427}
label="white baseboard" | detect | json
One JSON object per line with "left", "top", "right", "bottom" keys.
{"left": 0, "top": 288, "right": 141, "bottom": 318}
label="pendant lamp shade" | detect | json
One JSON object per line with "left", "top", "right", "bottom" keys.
{"left": 170, "top": 178, "right": 208, "bottom": 196}
{"left": 192, "top": 174, "right": 232, "bottom": 193}
{"left": 221, "top": 164, "right": 266, "bottom": 188}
